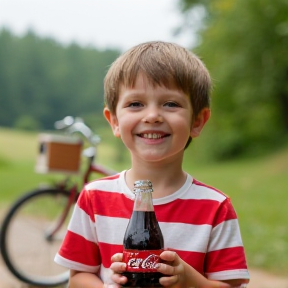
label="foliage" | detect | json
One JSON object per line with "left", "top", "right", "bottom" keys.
{"left": 14, "top": 115, "right": 41, "bottom": 131}
{"left": 179, "top": 0, "right": 288, "bottom": 159}
{"left": 0, "top": 28, "right": 121, "bottom": 130}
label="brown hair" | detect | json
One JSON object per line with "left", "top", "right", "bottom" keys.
{"left": 104, "top": 41, "right": 212, "bottom": 119}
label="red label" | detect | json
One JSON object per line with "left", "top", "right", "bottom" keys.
{"left": 123, "top": 249, "right": 163, "bottom": 272}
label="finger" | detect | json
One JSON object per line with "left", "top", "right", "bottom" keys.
{"left": 159, "top": 275, "right": 179, "bottom": 287}
{"left": 156, "top": 262, "right": 178, "bottom": 276}
{"left": 111, "top": 272, "right": 128, "bottom": 286}
{"left": 110, "top": 262, "right": 127, "bottom": 273}
{"left": 160, "top": 250, "right": 179, "bottom": 263}
{"left": 111, "top": 253, "right": 124, "bottom": 262}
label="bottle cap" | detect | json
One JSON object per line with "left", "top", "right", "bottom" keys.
{"left": 133, "top": 180, "right": 153, "bottom": 193}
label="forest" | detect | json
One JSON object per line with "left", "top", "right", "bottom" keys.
{"left": 1, "top": 0, "right": 288, "bottom": 160}
{"left": 0, "top": 28, "right": 120, "bottom": 130}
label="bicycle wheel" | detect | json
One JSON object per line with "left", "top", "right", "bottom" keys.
{"left": 0, "top": 187, "right": 75, "bottom": 287}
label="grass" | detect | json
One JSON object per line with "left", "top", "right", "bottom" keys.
{"left": 183, "top": 150, "right": 288, "bottom": 275}
{"left": 1, "top": 127, "right": 288, "bottom": 275}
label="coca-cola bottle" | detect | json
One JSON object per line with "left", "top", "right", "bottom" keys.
{"left": 122, "top": 180, "right": 164, "bottom": 287}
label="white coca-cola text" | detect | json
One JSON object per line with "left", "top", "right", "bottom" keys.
{"left": 128, "top": 254, "right": 159, "bottom": 269}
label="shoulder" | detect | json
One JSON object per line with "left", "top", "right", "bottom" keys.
{"left": 77, "top": 172, "right": 124, "bottom": 208}
{"left": 78, "top": 170, "right": 133, "bottom": 209}
{"left": 76, "top": 171, "right": 133, "bottom": 218}
{"left": 190, "top": 178, "right": 230, "bottom": 204}
{"left": 85, "top": 172, "right": 122, "bottom": 192}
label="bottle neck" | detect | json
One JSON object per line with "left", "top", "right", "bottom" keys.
{"left": 133, "top": 191, "right": 154, "bottom": 212}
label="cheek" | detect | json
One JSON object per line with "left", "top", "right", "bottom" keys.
{"left": 117, "top": 116, "right": 134, "bottom": 135}
{"left": 174, "top": 115, "right": 191, "bottom": 131}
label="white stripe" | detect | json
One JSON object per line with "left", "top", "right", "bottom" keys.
{"left": 85, "top": 171, "right": 227, "bottom": 204}
{"left": 85, "top": 171, "right": 135, "bottom": 199}
{"left": 99, "top": 265, "right": 116, "bottom": 285}
{"left": 54, "top": 253, "right": 100, "bottom": 273}
{"left": 160, "top": 222, "right": 211, "bottom": 252}
{"left": 68, "top": 204, "right": 98, "bottom": 243}
{"left": 208, "top": 219, "right": 243, "bottom": 251}
{"left": 95, "top": 215, "right": 213, "bottom": 253}
{"left": 206, "top": 269, "right": 250, "bottom": 280}
{"left": 96, "top": 215, "right": 129, "bottom": 244}
{"left": 189, "top": 184, "right": 227, "bottom": 202}
{"left": 85, "top": 177, "right": 120, "bottom": 191}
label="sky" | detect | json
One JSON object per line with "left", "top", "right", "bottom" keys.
{"left": 0, "top": 0, "right": 197, "bottom": 51}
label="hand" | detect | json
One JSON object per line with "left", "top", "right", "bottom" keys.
{"left": 110, "top": 251, "right": 188, "bottom": 288}
{"left": 110, "top": 253, "right": 128, "bottom": 286}
{"left": 157, "top": 250, "right": 187, "bottom": 288}
{"left": 157, "top": 251, "right": 244, "bottom": 288}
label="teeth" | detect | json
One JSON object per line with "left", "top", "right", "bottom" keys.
{"left": 143, "top": 133, "right": 162, "bottom": 139}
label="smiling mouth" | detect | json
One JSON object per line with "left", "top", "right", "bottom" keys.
{"left": 138, "top": 133, "right": 170, "bottom": 139}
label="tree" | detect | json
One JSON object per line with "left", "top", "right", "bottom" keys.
{"left": 179, "top": 0, "right": 288, "bottom": 159}
{"left": 0, "top": 29, "right": 121, "bottom": 130}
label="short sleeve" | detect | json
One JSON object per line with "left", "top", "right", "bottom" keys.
{"left": 54, "top": 189, "right": 101, "bottom": 272}
{"left": 204, "top": 198, "right": 249, "bottom": 280}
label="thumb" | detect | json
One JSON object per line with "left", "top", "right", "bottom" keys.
{"left": 160, "top": 250, "right": 180, "bottom": 263}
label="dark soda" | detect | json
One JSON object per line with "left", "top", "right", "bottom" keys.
{"left": 122, "top": 181, "right": 164, "bottom": 287}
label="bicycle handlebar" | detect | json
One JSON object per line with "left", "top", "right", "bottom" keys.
{"left": 54, "top": 116, "right": 74, "bottom": 130}
{"left": 54, "top": 116, "right": 101, "bottom": 146}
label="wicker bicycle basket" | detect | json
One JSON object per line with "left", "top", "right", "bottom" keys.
{"left": 35, "top": 133, "right": 83, "bottom": 174}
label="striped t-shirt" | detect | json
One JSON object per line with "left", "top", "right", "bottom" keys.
{"left": 54, "top": 170, "right": 250, "bottom": 284}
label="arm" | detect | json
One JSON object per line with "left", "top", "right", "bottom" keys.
{"left": 69, "top": 270, "right": 104, "bottom": 288}
{"left": 69, "top": 270, "right": 121, "bottom": 288}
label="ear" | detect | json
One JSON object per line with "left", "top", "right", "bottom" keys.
{"left": 190, "top": 108, "right": 211, "bottom": 138}
{"left": 103, "top": 107, "right": 121, "bottom": 138}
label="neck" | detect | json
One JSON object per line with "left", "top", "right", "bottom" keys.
{"left": 126, "top": 157, "right": 187, "bottom": 198}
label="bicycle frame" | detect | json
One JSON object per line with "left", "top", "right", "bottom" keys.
{"left": 45, "top": 159, "right": 116, "bottom": 241}
{"left": 84, "top": 162, "right": 116, "bottom": 184}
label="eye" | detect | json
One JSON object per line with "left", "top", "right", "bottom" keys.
{"left": 127, "top": 101, "right": 143, "bottom": 108}
{"left": 164, "top": 101, "right": 180, "bottom": 108}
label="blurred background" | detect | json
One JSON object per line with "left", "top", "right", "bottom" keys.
{"left": 0, "top": 0, "right": 287, "bottom": 279}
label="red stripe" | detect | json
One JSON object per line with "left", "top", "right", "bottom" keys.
{"left": 99, "top": 242, "right": 123, "bottom": 268}
{"left": 77, "top": 189, "right": 133, "bottom": 219}
{"left": 59, "top": 230, "right": 101, "bottom": 266}
{"left": 155, "top": 199, "right": 225, "bottom": 225}
{"left": 205, "top": 246, "right": 248, "bottom": 273}
{"left": 77, "top": 189, "right": 96, "bottom": 222}
{"left": 78, "top": 189, "right": 236, "bottom": 226}
{"left": 170, "top": 249, "right": 205, "bottom": 274}
{"left": 93, "top": 191, "right": 134, "bottom": 218}
{"left": 212, "top": 198, "right": 237, "bottom": 227}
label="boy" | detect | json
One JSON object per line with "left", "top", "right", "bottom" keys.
{"left": 55, "top": 41, "right": 250, "bottom": 288}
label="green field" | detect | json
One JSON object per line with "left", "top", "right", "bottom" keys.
{"left": 0, "top": 127, "right": 288, "bottom": 275}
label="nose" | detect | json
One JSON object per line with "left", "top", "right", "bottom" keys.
{"left": 142, "top": 106, "right": 163, "bottom": 123}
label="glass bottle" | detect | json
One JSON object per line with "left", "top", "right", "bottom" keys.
{"left": 122, "top": 180, "right": 164, "bottom": 287}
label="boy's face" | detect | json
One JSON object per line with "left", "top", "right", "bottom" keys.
{"left": 104, "top": 73, "right": 209, "bottom": 163}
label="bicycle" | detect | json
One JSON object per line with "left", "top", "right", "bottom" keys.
{"left": 0, "top": 116, "right": 117, "bottom": 287}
